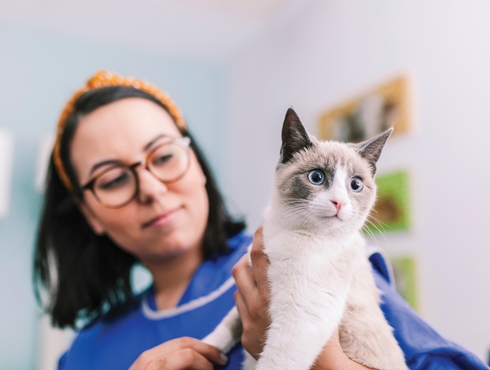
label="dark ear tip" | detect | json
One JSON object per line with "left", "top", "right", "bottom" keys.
{"left": 377, "top": 127, "right": 394, "bottom": 142}
{"left": 386, "top": 127, "right": 394, "bottom": 136}
{"left": 286, "top": 107, "right": 298, "bottom": 117}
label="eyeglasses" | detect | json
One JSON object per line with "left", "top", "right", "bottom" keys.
{"left": 79, "top": 137, "right": 191, "bottom": 208}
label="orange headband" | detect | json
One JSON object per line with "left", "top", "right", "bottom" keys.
{"left": 53, "top": 70, "right": 186, "bottom": 193}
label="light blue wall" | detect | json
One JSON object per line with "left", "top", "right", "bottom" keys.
{"left": 0, "top": 23, "right": 226, "bottom": 369}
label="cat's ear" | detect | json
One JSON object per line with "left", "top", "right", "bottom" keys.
{"left": 280, "top": 108, "right": 313, "bottom": 164}
{"left": 353, "top": 128, "right": 393, "bottom": 175}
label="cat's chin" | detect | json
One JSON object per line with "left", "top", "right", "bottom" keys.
{"left": 321, "top": 214, "right": 342, "bottom": 220}
{"left": 314, "top": 216, "right": 364, "bottom": 234}
{"left": 310, "top": 216, "right": 343, "bottom": 231}
{"left": 319, "top": 214, "right": 349, "bottom": 224}
{"left": 318, "top": 216, "right": 342, "bottom": 226}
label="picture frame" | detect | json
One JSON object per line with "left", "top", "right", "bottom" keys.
{"left": 318, "top": 74, "right": 412, "bottom": 143}
{"left": 366, "top": 170, "right": 412, "bottom": 234}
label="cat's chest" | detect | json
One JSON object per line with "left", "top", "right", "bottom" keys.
{"left": 264, "top": 230, "right": 363, "bottom": 282}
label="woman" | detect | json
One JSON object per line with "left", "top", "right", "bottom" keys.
{"left": 34, "top": 70, "right": 489, "bottom": 370}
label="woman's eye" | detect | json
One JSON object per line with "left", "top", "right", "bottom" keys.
{"left": 153, "top": 154, "right": 173, "bottom": 166}
{"left": 308, "top": 170, "right": 325, "bottom": 185}
{"left": 101, "top": 173, "right": 130, "bottom": 190}
{"left": 349, "top": 177, "right": 363, "bottom": 192}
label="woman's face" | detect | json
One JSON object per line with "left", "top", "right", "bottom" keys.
{"left": 70, "top": 97, "right": 209, "bottom": 263}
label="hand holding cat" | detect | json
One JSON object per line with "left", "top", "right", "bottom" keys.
{"left": 128, "top": 337, "right": 228, "bottom": 370}
{"left": 232, "top": 226, "right": 271, "bottom": 360}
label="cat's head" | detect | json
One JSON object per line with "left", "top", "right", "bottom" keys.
{"left": 273, "top": 108, "right": 392, "bottom": 235}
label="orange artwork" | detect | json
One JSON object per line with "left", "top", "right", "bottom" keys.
{"left": 318, "top": 74, "right": 413, "bottom": 143}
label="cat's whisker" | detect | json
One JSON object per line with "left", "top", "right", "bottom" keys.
{"left": 273, "top": 207, "right": 319, "bottom": 230}
{"left": 368, "top": 218, "right": 392, "bottom": 248}
{"left": 368, "top": 215, "right": 394, "bottom": 232}
{"left": 368, "top": 209, "right": 397, "bottom": 235}
{"left": 362, "top": 225, "right": 379, "bottom": 246}
{"left": 365, "top": 217, "right": 391, "bottom": 247}
{"left": 366, "top": 214, "right": 392, "bottom": 235}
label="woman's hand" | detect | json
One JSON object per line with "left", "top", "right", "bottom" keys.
{"left": 129, "top": 337, "right": 228, "bottom": 370}
{"left": 232, "top": 227, "right": 271, "bottom": 359}
{"left": 233, "top": 228, "right": 374, "bottom": 370}
{"left": 313, "top": 330, "right": 375, "bottom": 370}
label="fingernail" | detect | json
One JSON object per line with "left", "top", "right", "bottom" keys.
{"left": 220, "top": 353, "right": 228, "bottom": 364}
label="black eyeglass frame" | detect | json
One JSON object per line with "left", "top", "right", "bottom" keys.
{"left": 77, "top": 136, "right": 192, "bottom": 209}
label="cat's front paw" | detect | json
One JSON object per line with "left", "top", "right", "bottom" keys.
{"left": 202, "top": 328, "right": 236, "bottom": 354}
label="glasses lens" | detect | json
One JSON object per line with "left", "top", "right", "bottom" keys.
{"left": 93, "top": 166, "right": 137, "bottom": 207}
{"left": 148, "top": 143, "right": 189, "bottom": 182}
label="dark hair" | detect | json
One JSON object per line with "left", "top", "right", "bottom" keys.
{"left": 33, "top": 86, "right": 245, "bottom": 329}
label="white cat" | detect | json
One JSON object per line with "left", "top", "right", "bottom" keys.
{"left": 204, "top": 108, "right": 408, "bottom": 370}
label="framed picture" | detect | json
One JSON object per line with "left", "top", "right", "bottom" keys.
{"left": 366, "top": 170, "right": 411, "bottom": 234}
{"left": 318, "top": 74, "right": 412, "bottom": 143}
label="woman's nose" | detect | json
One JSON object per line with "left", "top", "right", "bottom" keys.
{"left": 136, "top": 168, "right": 168, "bottom": 204}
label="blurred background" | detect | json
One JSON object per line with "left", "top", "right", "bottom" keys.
{"left": 1, "top": 0, "right": 490, "bottom": 368}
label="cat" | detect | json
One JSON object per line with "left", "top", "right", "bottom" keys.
{"left": 203, "top": 108, "right": 408, "bottom": 370}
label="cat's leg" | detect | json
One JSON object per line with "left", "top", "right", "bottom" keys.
{"left": 253, "top": 232, "right": 360, "bottom": 370}
{"left": 242, "top": 351, "right": 257, "bottom": 370}
{"left": 202, "top": 306, "right": 242, "bottom": 354}
{"left": 254, "top": 288, "right": 348, "bottom": 370}
{"left": 202, "top": 306, "right": 257, "bottom": 369}
{"left": 340, "top": 259, "right": 408, "bottom": 370}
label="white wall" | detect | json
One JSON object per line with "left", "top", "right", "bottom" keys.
{"left": 227, "top": 0, "right": 490, "bottom": 360}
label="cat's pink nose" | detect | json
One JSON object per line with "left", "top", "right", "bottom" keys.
{"left": 331, "top": 200, "right": 344, "bottom": 211}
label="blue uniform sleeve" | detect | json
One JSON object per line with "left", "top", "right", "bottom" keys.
{"left": 370, "top": 253, "right": 489, "bottom": 370}
{"left": 58, "top": 351, "right": 67, "bottom": 370}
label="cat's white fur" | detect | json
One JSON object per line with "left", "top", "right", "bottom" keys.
{"left": 203, "top": 113, "right": 408, "bottom": 369}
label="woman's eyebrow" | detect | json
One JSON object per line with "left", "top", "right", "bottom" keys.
{"left": 89, "top": 160, "right": 121, "bottom": 177}
{"left": 87, "top": 134, "right": 170, "bottom": 178}
{"left": 143, "top": 134, "right": 169, "bottom": 152}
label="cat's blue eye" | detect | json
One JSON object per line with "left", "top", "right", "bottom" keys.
{"left": 308, "top": 170, "right": 325, "bottom": 185}
{"left": 349, "top": 177, "right": 363, "bottom": 192}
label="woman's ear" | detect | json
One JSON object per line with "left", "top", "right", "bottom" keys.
{"left": 191, "top": 149, "right": 207, "bottom": 186}
{"left": 75, "top": 199, "right": 106, "bottom": 235}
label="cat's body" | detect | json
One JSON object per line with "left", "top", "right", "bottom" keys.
{"left": 203, "top": 109, "right": 408, "bottom": 370}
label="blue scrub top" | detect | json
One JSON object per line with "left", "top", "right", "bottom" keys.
{"left": 59, "top": 232, "right": 489, "bottom": 369}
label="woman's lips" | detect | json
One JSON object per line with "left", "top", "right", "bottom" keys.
{"left": 143, "top": 208, "right": 181, "bottom": 228}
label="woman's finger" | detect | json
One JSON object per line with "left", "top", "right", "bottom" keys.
{"left": 145, "top": 348, "right": 214, "bottom": 370}
{"left": 129, "top": 337, "right": 227, "bottom": 370}
{"left": 234, "top": 290, "right": 264, "bottom": 360}
{"left": 232, "top": 254, "right": 257, "bottom": 304}
{"left": 234, "top": 289, "right": 250, "bottom": 325}
{"left": 160, "top": 337, "right": 227, "bottom": 364}
{"left": 249, "top": 227, "right": 270, "bottom": 300}
{"left": 233, "top": 252, "right": 268, "bottom": 318}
